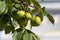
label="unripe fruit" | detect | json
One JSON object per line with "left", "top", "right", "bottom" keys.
{"left": 35, "top": 16, "right": 41, "bottom": 25}
{"left": 31, "top": 16, "right": 41, "bottom": 26}
{"left": 25, "top": 12, "right": 32, "bottom": 19}
{"left": 17, "top": 10, "right": 25, "bottom": 18}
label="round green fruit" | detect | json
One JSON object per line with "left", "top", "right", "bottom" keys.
{"left": 25, "top": 12, "right": 32, "bottom": 19}
{"left": 31, "top": 16, "right": 41, "bottom": 26}
{"left": 17, "top": 10, "right": 25, "bottom": 18}
{"left": 35, "top": 16, "right": 41, "bottom": 25}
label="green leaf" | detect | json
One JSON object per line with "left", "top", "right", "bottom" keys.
{"left": 31, "top": 9, "right": 37, "bottom": 14}
{"left": 2, "top": 14, "right": 10, "bottom": 23}
{"left": 5, "top": 23, "right": 15, "bottom": 34}
{"left": 28, "top": 30, "right": 40, "bottom": 40}
{"left": 0, "top": 0, "right": 6, "bottom": 14}
{"left": 23, "top": 30, "right": 32, "bottom": 40}
{"left": 31, "top": 0, "right": 41, "bottom": 9}
{"left": 30, "top": 0, "right": 41, "bottom": 12}
{"left": 12, "top": 31, "right": 18, "bottom": 40}
{"left": 0, "top": 22, "right": 4, "bottom": 31}
{"left": 5, "top": 24, "right": 12, "bottom": 34}
{"left": 19, "top": 4, "right": 24, "bottom": 10}
{"left": 32, "top": 34, "right": 38, "bottom": 40}
{"left": 42, "top": 7, "right": 47, "bottom": 16}
{"left": 0, "top": 14, "right": 10, "bottom": 31}
{"left": 0, "top": 13, "right": 14, "bottom": 33}
{"left": 12, "top": 29, "right": 25, "bottom": 40}
{"left": 46, "top": 12, "right": 55, "bottom": 24}
{"left": 41, "top": 7, "right": 55, "bottom": 24}
{"left": 26, "top": 0, "right": 31, "bottom": 5}
{"left": 0, "top": 15, "right": 4, "bottom": 31}
{"left": 12, "top": 29, "right": 39, "bottom": 40}
{"left": 14, "top": 3, "right": 24, "bottom": 10}
{"left": 23, "top": 30, "right": 40, "bottom": 40}
{"left": 15, "top": 4, "right": 20, "bottom": 8}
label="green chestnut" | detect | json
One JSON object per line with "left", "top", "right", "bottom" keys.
{"left": 31, "top": 16, "right": 41, "bottom": 26}
{"left": 17, "top": 10, "right": 25, "bottom": 18}
{"left": 25, "top": 12, "right": 32, "bottom": 19}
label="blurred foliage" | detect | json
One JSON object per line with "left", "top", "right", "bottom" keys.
{"left": 0, "top": 0, "right": 54, "bottom": 40}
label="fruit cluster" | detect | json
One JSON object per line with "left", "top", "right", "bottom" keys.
{"left": 16, "top": 10, "right": 41, "bottom": 27}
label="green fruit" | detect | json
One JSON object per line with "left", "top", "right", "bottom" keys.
{"left": 35, "top": 16, "right": 41, "bottom": 25}
{"left": 17, "top": 10, "right": 25, "bottom": 18}
{"left": 31, "top": 16, "right": 41, "bottom": 26}
{"left": 25, "top": 12, "right": 32, "bottom": 19}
